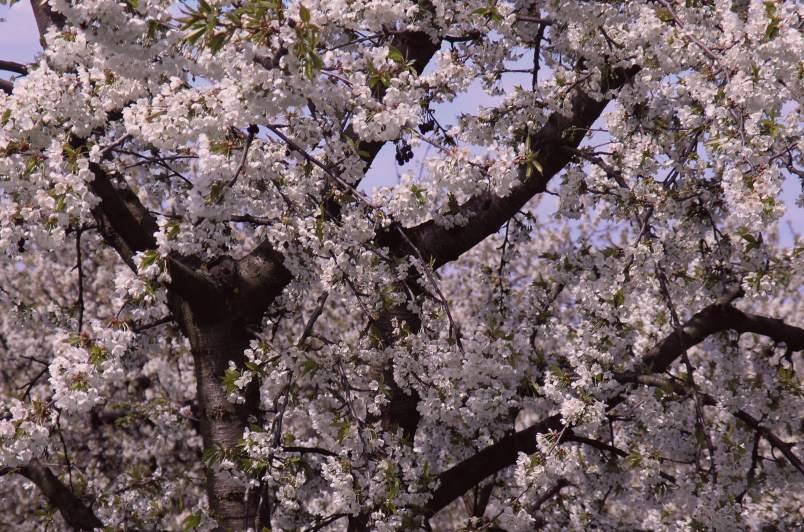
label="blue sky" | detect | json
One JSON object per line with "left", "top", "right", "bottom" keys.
{"left": 1, "top": 1, "right": 800, "bottom": 245}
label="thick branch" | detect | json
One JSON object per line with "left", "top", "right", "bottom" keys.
{"left": 29, "top": 0, "right": 66, "bottom": 47}
{"left": 531, "top": 478, "right": 571, "bottom": 511}
{"left": 629, "top": 293, "right": 803, "bottom": 376}
{"left": 426, "top": 294, "right": 804, "bottom": 518}
{"left": 378, "top": 65, "right": 639, "bottom": 268}
{"left": 83, "top": 145, "right": 221, "bottom": 307}
{"left": 617, "top": 374, "right": 804, "bottom": 476}
{"left": 347, "top": 31, "right": 440, "bottom": 170}
{"left": 235, "top": 239, "right": 292, "bottom": 324}
{"left": 86, "top": 162, "right": 158, "bottom": 269}
{"left": 236, "top": 30, "right": 440, "bottom": 322}
{"left": 424, "top": 414, "right": 563, "bottom": 517}
{"left": 0, "top": 60, "right": 28, "bottom": 76}
{"left": 733, "top": 410, "right": 804, "bottom": 476}
{"left": 19, "top": 463, "right": 103, "bottom": 530}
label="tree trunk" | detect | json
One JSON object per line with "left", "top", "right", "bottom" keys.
{"left": 185, "top": 315, "right": 264, "bottom": 530}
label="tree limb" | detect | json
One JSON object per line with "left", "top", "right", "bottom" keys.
{"left": 237, "top": 30, "right": 441, "bottom": 322}
{"left": 425, "top": 293, "right": 804, "bottom": 518}
{"left": 235, "top": 238, "right": 292, "bottom": 324}
{"left": 616, "top": 374, "right": 804, "bottom": 477}
{"left": 79, "top": 142, "right": 221, "bottom": 307}
{"left": 84, "top": 160, "right": 158, "bottom": 270}
{"left": 346, "top": 30, "right": 440, "bottom": 171}
{"left": 626, "top": 291, "right": 803, "bottom": 377}
{"left": 733, "top": 410, "right": 804, "bottom": 476}
{"left": 29, "top": 0, "right": 66, "bottom": 47}
{"left": 19, "top": 462, "right": 103, "bottom": 530}
{"left": 378, "top": 65, "right": 640, "bottom": 268}
{"left": 424, "top": 414, "right": 563, "bottom": 516}
{"left": 0, "top": 60, "right": 28, "bottom": 76}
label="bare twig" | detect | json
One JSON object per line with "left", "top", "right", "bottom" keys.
{"left": 655, "top": 264, "right": 717, "bottom": 486}
{"left": 298, "top": 291, "right": 329, "bottom": 346}
{"left": 75, "top": 229, "right": 86, "bottom": 333}
{"left": 227, "top": 124, "right": 258, "bottom": 189}
{"left": 96, "top": 134, "right": 131, "bottom": 160}
{"left": 54, "top": 409, "right": 74, "bottom": 492}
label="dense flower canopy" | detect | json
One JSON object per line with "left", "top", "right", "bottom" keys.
{"left": 0, "top": 0, "right": 803, "bottom": 530}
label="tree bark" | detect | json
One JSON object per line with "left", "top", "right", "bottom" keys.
{"left": 170, "top": 252, "right": 287, "bottom": 530}
{"left": 185, "top": 315, "right": 266, "bottom": 530}
{"left": 20, "top": 463, "right": 104, "bottom": 530}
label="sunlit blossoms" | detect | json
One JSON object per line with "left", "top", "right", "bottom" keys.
{"left": 0, "top": 0, "right": 802, "bottom": 530}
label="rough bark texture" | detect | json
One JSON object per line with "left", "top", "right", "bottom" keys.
{"left": 168, "top": 252, "right": 289, "bottom": 530}
{"left": 20, "top": 463, "right": 104, "bottom": 530}
{"left": 187, "top": 319, "right": 264, "bottom": 529}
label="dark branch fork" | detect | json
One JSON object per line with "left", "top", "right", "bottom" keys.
{"left": 375, "top": 65, "right": 640, "bottom": 270}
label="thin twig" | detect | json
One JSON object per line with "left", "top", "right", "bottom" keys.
{"left": 75, "top": 229, "right": 85, "bottom": 333}
{"left": 532, "top": 22, "right": 546, "bottom": 90}
{"left": 516, "top": 15, "right": 554, "bottom": 25}
{"left": 266, "top": 124, "right": 375, "bottom": 208}
{"left": 227, "top": 124, "right": 258, "bottom": 189}
{"left": 97, "top": 134, "right": 131, "bottom": 160}
{"left": 655, "top": 0, "right": 725, "bottom": 69}
{"left": 269, "top": 125, "right": 466, "bottom": 349}
{"left": 656, "top": 264, "right": 717, "bottom": 486}
{"left": 394, "top": 224, "right": 464, "bottom": 352}
{"left": 55, "top": 410, "right": 74, "bottom": 492}
{"left": 132, "top": 316, "right": 173, "bottom": 333}
{"left": 298, "top": 291, "right": 329, "bottom": 346}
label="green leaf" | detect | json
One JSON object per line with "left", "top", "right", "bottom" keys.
{"left": 245, "top": 361, "right": 262, "bottom": 373}
{"left": 387, "top": 45, "right": 405, "bottom": 64}
{"left": 146, "top": 20, "right": 162, "bottom": 40}
{"left": 166, "top": 220, "right": 180, "bottom": 239}
{"left": 222, "top": 367, "right": 241, "bottom": 393}
{"left": 139, "top": 249, "right": 160, "bottom": 269}
{"left": 738, "top": 230, "right": 763, "bottom": 251}
{"left": 612, "top": 289, "right": 624, "bottom": 307}
{"left": 299, "top": 4, "right": 311, "bottom": 23}
{"left": 184, "top": 27, "right": 207, "bottom": 46}
{"left": 336, "top": 418, "right": 350, "bottom": 442}
{"left": 201, "top": 446, "right": 222, "bottom": 466}
{"left": 472, "top": 3, "right": 502, "bottom": 23}
{"left": 183, "top": 512, "right": 202, "bottom": 531}
{"left": 655, "top": 7, "right": 674, "bottom": 23}
{"left": 445, "top": 193, "right": 460, "bottom": 214}
{"left": 409, "top": 184, "right": 427, "bottom": 204}
{"left": 301, "top": 358, "right": 318, "bottom": 376}
{"left": 208, "top": 32, "right": 227, "bottom": 53}
{"left": 89, "top": 345, "right": 108, "bottom": 366}
{"left": 206, "top": 180, "right": 225, "bottom": 204}
{"left": 530, "top": 156, "right": 543, "bottom": 176}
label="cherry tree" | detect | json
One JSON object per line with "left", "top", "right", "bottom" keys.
{"left": 1, "top": 0, "right": 803, "bottom": 530}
